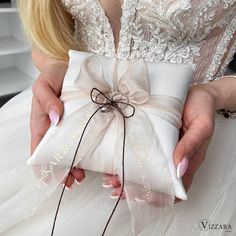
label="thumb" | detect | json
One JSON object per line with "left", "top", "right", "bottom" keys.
{"left": 33, "top": 78, "right": 64, "bottom": 125}
{"left": 173, "top": 119, "right": 212, "bottom": 178}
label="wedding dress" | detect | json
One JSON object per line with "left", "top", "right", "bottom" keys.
{"left": 0, "top": 0, "right": 236, "bottom": 235}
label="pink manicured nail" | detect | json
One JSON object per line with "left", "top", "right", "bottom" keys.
{"left": 102, "top": 179, "right": 114, "bottom": 189}
{"left": 75, "top": 179, "right": 82, "bottom": 185}
{"left": 110, "top": 193, "right": 119, "bottom": 199}
{"left": 102, "top": 182, "right": 114, "bottom": 189}
{"left": 65, "top": 186, "right": 72, "bottom": 191}
{"left": 49, "top": 109, "right": 59, "bottom": 126}
{"left": 177, "top": 157, "right": 189, "bottom": 179}
{"left": 63, "top": 184, "right": 72, "bottom": 191}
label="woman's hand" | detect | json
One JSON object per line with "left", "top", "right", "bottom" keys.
{"left": 173, "top": 83, "right": 218, "bottom": 201}
{"left": 175, "top": 76, "right": 236, "bottom": 198}
{"left": 30, "top": 59, "right": 85, "bottom": 189}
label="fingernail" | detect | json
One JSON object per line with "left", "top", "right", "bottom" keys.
{"left": 177, "top": 157, "right": 189, "bottom": 179}
{"left": 63, "top": 183, "right": 72, "bottom": 191}
{"left": 102, "top": 179, "right": 113, "bottom": 189}
{"left": 102, "top": 182, "right": 114, "bottom": 189}
{"left": 110, "top": 193, "right": 119, "bottom": 199}
{"left": 75, "top": 179, "right": 82, "bottom": 185}
{"left": 65, "top": 186, "right": 72, "bottom": 191}
{"left": 49, "top": 109, "right": 59, "bottom": 126}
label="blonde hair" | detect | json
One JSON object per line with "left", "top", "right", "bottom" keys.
{"left": 18, "top": 0, "right": 81, "bottom": 59}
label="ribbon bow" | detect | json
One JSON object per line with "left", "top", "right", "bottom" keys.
{"left": 90, "top": 88, "right": 135, "bottom": 118}
{"left": 61, "top": 56, "right": 183, "bottom": 129}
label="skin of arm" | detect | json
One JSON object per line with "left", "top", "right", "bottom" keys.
{"left": 31, "top": 49, "right": 68, "bottom": 95}
{"left": 205, "top": 75, "right": 236, "bottom": 111}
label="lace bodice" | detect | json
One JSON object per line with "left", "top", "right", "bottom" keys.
{"left": 61, "top": 0, "right": 236, "bottom": 84}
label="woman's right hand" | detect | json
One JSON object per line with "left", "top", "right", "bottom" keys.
{"left": 30, "top": 59, "right": 85, "bottom": 189}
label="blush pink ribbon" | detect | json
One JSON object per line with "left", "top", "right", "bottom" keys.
{"left": 61, "top": 55, "right": 183, "bottom": 130}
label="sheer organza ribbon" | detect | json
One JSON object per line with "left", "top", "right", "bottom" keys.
{"left": 51, "top": 87, "right": 136, "bottom": 235}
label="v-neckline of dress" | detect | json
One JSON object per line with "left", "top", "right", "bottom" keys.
{"left": 94, "top": 0, "right": 138, "bottom": 58}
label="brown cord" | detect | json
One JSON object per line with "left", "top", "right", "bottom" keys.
{"left": 51, "top": 88, "right": 135, "bottom": 236}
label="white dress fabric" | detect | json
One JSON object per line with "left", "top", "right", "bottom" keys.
{"left": 0, "top": 0, "right": 236, "bottom": 235}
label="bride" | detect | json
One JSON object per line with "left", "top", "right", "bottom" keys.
{"left": 0, "top": 0, "right": 236, "bottom": 235}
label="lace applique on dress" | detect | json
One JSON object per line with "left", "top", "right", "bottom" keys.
{"left": 62, "top": 0, "right": 116, "bottom": 57}
{"left": 61, "top": 0, "right": 236, "bottom": 84}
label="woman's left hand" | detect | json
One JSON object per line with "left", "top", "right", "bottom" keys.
{"left": 173, "top": 83, "right": 217, "bottom": 200}
{"left": 103, "top": 83, "right": 218, "bottom": 200}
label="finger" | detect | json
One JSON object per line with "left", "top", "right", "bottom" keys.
{"left": 63, "top": 174, "right": 75, "bottom": 188}
{"left": 102, "top": 175, "right": 121, "bottom": 188}
{"left": 103, "top": 173, "right": 113, "bottom": 180}
{"left": 174, "top": 171, "right": 194, "bottom": 204}
{"left": 175, "top": 139, "right": 211, "bottom": 202}
{"left": 30, "top": 96, "right": 51, "bottom": 154}
{"left": 71, "top": 167, "right": 85, "bottom": 184}
{"left": 185, "top": 138, "right": 211, "bottom": 179}
{"left": 32, "top": 78, "right": 64, "bottom": 125}
{"left": 110, "top": 187, "right": 126, "bottom": 199}
{"left": 174, "top": 117, "right": 213, "bottom": 167}
{"left": 30, "top": 96, "right": 52, "bottom": 180}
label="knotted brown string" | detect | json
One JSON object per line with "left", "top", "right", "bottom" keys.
{"left": 51, "top": 88, "right": 135, "bottom": 236}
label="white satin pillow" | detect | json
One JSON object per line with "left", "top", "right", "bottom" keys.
{"left": 28, "top": 50, "right": 195, "bottom": 201}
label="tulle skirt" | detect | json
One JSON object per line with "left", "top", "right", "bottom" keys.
{"left": 0, "top": 87, "right": 235, "bottom": 236}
